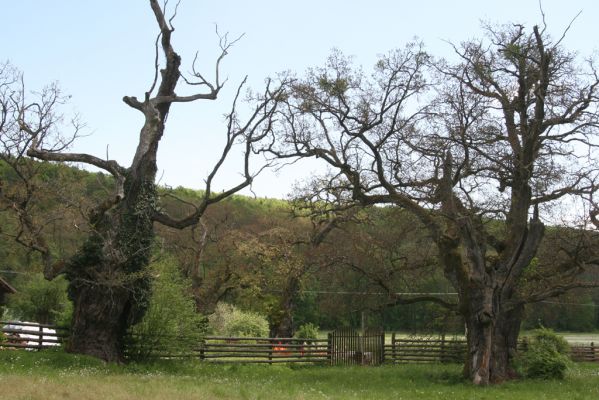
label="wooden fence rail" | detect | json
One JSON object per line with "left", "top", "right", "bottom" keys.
{"left": 200, "top": 337, "right": 329, "bottom": 364}
{"left": 2, "top": 322, "right": 598, "bottom": 364}
{"left": 0, "top": 321, "right": 68, "bottom": 351}
{"left": 570, "top": 343, "right": 598, "bottom": 362}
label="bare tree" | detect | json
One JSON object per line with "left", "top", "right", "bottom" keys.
{"left": 1, "top": 1, "right": 286, "bottom": 362}
{"left": 270, "top": 25, "right": 599, "bottom": 384}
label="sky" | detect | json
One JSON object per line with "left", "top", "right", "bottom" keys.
{"left": 2, "top": 1, "right": 599, "bottom": 199}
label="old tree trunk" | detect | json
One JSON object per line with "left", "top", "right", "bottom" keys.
{"left": 65, "top": 133, "right": 163, "bottom": 361}
{"left": 16, "top": 1, "right": 284, "bottom": 361}
{"left": 62, "top": 41, "right": 175, "bottom": 360}
{"left": 418, "top": 22, "right": 599, "bottom": 384}
{"left": 270, "top": 23, "right": 599, "bottom": 384}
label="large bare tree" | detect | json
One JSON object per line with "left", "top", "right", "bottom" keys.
{"left": 270, "top": 25, "right": 599, "bottom": 384}
{"left": 1, "top": 1, "right": 286, "bottom": 361}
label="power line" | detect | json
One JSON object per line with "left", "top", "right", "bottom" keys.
{"left": 298, "top": 290, "right": 459, "bottom": 296}
{"left": 284, "top": 289, "right": 599, "bottom": 308}
{"left": 539, "top": 300, "right": 598, "bottom": 308}
{"left": 0, "top": 270, "right": 31, "bottom": 275}
{"left": 265, "top": 289, "right": 459, "bottom": 296}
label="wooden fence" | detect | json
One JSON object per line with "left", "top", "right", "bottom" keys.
{"left": 200, "top": 336, "right": 329, "bottom": 364}
{"left": 570, "top": 343, "right": 599, "bottom": 362}
{"left": 0, "top": 321, "right": 68, "bottom": 350}
{"left": 329, "top": 328, "right": 385, "bottom": 366}
{"left": 2, "top": 322, "right": 598, "bottom": 364}
{"left": 386, "top": 335, "right": 467, "bottom": 364}
{"left": 385, "top": 334, "right": 599, "bottom": 364}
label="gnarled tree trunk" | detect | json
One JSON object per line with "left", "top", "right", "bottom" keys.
{"left": 462, "top": 286, "right": 523, "bottom": 384}
{"left": 65, "top": 175, "right": 157, "bottom": 361}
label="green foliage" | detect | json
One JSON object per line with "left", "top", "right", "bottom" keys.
{"left": 523, "top": 292, "right": 597, "bottom": 332}
{"left": 517, "top": 328, "right": 571, "bottom": 380}
{"left": 317, "top": 76, "right": 348, "bottom": 97}
{"left": 209, "top": 303, "right": 269, "bottom": 337}
{"left": 6, "top": 275, "right": 71, "bottom": 325}
{"left": 293, "top": 323, "right": 319, "bottom": 339}
{"left": 127, "top": 256, "right": 207, "bottom": 360}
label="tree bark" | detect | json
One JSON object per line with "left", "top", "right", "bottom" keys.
{"left": 270, "top": 275, "right": 299, "bottom": 338}
{"left": 64, "top": 173, "right": 157, "bottom": 362}
{"left": 67, "top": 285, "right": 131, "bottom": 362}
{"left": 462, "top": 286, "right": 523, "bottom": 384}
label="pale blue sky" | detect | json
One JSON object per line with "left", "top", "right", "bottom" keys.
{"left": 2, "top": 1, "right": 598, "bottom": 199}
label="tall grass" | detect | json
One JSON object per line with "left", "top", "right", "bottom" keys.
{"left": 1, "top": 349, "right": 598, "bottom": 399}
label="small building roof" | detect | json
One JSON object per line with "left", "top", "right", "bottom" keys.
{"left": 0, "top": 275, "right": 16, "bottom": 294}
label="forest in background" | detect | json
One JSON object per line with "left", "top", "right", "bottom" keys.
{"left": 2, "top": 160, "right": 598, "bottom": 334}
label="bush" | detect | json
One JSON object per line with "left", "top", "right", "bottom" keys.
{"left": 6, "top": 274, "right": 71, "bottom": 325}
{"left": 209, "top": 303, "right": 269, "bottom": 338}
{"left": 294, "top": 323, "right": 319, "bottom": 340}
{"left": 517, "top": 328, "right": 571, "bottom": 379}
{"left": 127, "top": 256, "right": 207, "bottom": 360}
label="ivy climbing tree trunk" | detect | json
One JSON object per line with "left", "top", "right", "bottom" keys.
{"left": 65, "top": 172, "right": 159, "bottom": 361}
{"left": 7, "top": 0, "right": 286, "bottom": 362}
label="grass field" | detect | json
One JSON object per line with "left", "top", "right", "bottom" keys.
{"left": 1, "top": 350, "right": 598, "bottom": 400}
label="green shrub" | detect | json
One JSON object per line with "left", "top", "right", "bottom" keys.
{"left": 127, "top": 256, "right": 207, "bottom": 360}
{"left": 517, "top": 328, "right": 571, "bottom": 379}
{"left": 209, "top": 303, "right": 269, "bottom": 338}
{"left": 6, "top": 274, "right": 71, "bottom": 325}
{"left": 294, "top": 323, "right": 319, "bottom": 340}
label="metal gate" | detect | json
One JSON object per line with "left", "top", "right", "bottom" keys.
{"left": 329, "top": 328, "right": 384, "bottom": 366}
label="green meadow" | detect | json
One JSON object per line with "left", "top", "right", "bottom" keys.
{"left": 1, "top": 350, "right": 598, "bottom": 400}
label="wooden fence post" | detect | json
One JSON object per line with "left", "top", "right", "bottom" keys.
{"left": 440, "top": 334, "right": 446, "bottom": 363}
{"left": 37, "top": 324, "right": 43, "bottom": 351}
{"left": 199, "top": 338, "right": 205, "bottom": 361}
{"left": 380, "top": 331, "right": 385, "bottom": 364}
{"left": 268, "top": 339, "right": 273, "bottom": 365}
{"left": 327, "top": 333, "right": 332, "bottom": 365}
{"left": 391, "top": 332, "right": 396, "bottom": 364}
{"left": 592, "top": 342, "right": 596, "bottom": 362}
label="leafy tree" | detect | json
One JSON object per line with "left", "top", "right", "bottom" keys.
{"left": 127, "top": 255, "right": 206, "bottom": 360}
{"left": 156, "top": 193, "right": 291, "bottom": 315}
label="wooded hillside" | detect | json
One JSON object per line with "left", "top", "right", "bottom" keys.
{"left": 2, "top": 161, "right": 598, "bottom": 333}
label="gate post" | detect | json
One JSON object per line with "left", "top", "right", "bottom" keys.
{"left": 380, "top": 331, "right": 385, "bottom": 364}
